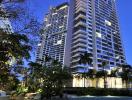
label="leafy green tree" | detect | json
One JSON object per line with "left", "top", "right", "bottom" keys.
{"left": 42, "top": 60, "right": 72, "bottom": 99}
{"left": 28, "top": 61, "right": 44, "bottom": 92}
{"left": 0, "top": 31, "right": 31, "bottom": 89}
{"left": 0, "top": 0, "right": 40, "bottom": 90}
{"left": 28, "top": 59, "right": 72, "bottom": 99}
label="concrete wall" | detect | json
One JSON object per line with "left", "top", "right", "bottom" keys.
{"left": 73, "top": 76, "right": 127, "bottom": 88}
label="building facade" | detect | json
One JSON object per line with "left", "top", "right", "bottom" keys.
{"left": 36, "top": 3, "right": 69, "bottom": 65}
{"left": 65, "top": 0, "right": 126, "bottom": 72}
{"left": 0, "top": 5, "right": 13, "bottom": 33}
{"left": 37, "top": 0, "right": 126, "bottom": 73}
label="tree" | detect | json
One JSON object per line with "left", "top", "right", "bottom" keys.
{"left": 0, "top": 0, "right": 41, "bottom": 90}
{"left": 42, "top": 60, "right": 72, "bottom": 99}
{"left": 28, "top": 61, "right": 44, "bottom": 92}
{"left": 86, "top": 69, "right": 96, "bottom": 87}
{"left": 95, "top": 70, "right": 107, "bottom": 88}
{"left": 87, "top": 69, "right": 96, "bottom": 79}
{"left": 28, "top": 58, "right": 72, "bottom": 99}
{"left": 109, "top": 68, "right": 119, "bottom": 88}
{"left": 120, "top": 64, "right": 132, "bottom": 88}
{"left": 101, "top": 61, "right": 109, "bottom": 88}
{"left": 0, "top": 32, "right": 31, "bottom": 89}
{"left": 78, "top": 51, "right": 92, "bottom": 87}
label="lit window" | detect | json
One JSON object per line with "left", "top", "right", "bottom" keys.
{"left": 105, "top": 20, "right": 112, "bottom": 26}
{"left": 96, "top": 32, "right": 102, "bottom": 38}
{"left": 59, "top": 5, "right": 68, "bottom": 10}
{"left": 38, "top": 43, "right": 41, "bottom": 46}
{"left": 46, "top": 24, "right": 51, "bottom": 27}
{"left": 57, "top": 40, "right": 62, "bottom": 44}
{"left": 59, "top": 26, "right": 64, "bottom": 28}
{"left": 52, "top": 13, "right": 57, "bottom": 15}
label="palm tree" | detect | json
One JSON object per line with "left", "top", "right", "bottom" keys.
{"left": 87, "top": 69, "right": 96, "bottom": 87}
{"left": 78, "top": 51, "right": 92, "bottom": 87}
{"left": 87, "top": 69, "right": 96, "bottom": 79}
{"left": 120, "top": 64, "right": 132, "bottom": 88}
{"left": 109, "top": 68, "right": 118, "bottom": 88}
{"left": 101, "top": 61, "right": 109, "bottom": 88}
{"left": 95, "top": 70, "right": 107, "bottom": 88}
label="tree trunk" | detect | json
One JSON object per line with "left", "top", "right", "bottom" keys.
{"left": 84, "top": 76, "right": 85, "bottom": 88}
{"left": 104, "top": 76, "right": 106, "bottom": 88}
{"left": 126, "top": 80, "right": 129, "bottom": 89}
{"left": 96, "top": 78, "right": 99, "bottom": 88}
{"left": 115, "top": 77, "right": 116, "bottom": 88}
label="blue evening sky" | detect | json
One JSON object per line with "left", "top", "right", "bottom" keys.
{"left": 28, "top": 0, "right": 132, "bottom": 65}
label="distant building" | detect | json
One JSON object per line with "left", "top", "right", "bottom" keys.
{"left": 36, "top": 3, "right": 69, "bottom": 65}
{"left": 37, "top": 0, "right": 126, "bottom": 73}
{"left": 65, "top": 0, "right": 126, "bottom": 73}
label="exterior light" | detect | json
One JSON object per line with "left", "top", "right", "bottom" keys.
{"left": 38, "top": 43, "right": 41, "bottom": 46}
{"left": 105, "top": 20, "right": 112, "bottom": 26}
{"left": 96, "top": 32, "right": 102, "bottom": 38}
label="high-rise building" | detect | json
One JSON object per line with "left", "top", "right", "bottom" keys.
{"left": 37, "top": 0, "right": 126, "bottom": 73}
{"left": 65, "top": 0, "right": 126, "bottom": 72}
{"left": 36, "top": 3, "right": 69, "bottom": 65}
{"left": 0, "top": 5, "right": 13, "bottom": 33}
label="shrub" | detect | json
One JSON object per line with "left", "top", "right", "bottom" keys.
{"left": 63, "top": 87, "right": 132, "bottom": 96}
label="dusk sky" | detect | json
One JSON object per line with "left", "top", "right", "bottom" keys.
{"left": 28, "top": 0, "right": 132, "bottom": 65}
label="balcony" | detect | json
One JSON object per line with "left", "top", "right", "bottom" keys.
{"left": 72, "top": 42, "right": 86, "bottom": 49}
{"left": 71, "top": 47, "right": 86, "bottom": 54}
{"left": 74, "top": 21, "right": 86, "bottom": 27}
{"left": 72, "top": 38, "right": 87, "bottom": 44}
{"left": 73, "top": 29, "right": 87, "bottom": 36}
{"left": 73, "top": 33, "right": 86, "bottom": 40}
{"left": 75, "top": 7, "right": 86, "bottom": 14}
{"left": 75, "top": 14, "right": 86, "bottom": 20}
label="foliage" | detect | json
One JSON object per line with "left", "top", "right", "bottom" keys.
{"left": 16, "top": 85, "right": 28, "bottom": 95}
{"left": 0, "top": 30, "right": 31, "bottom": 90}
{"left": 99, "top": 61, "right": 109, "bottom": 88}
{"left": 96, "top": 70, "right": 108, "bottom": 78}
{"left": 64, "top": 87, "right": 132, "bottom": 96}
{"left": 79, "top": 51, "right": 92, "bottom": 65}
{"left": 0, "top": 73, "right": 19, "bottom": 90}
{"left": 119, "top": 64, "right": 132, "bottom": 88}
{"left": 86, "top": 69, "right": 96, "bottom": 79}
{"left": 0, "top": 0, "right": 40, "bottom": 90}
{"left": 28, "top": 59, "right": 72, "bottom": 99}
{"left": 78, "top": 51, "right": 93, "bottom": 87}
